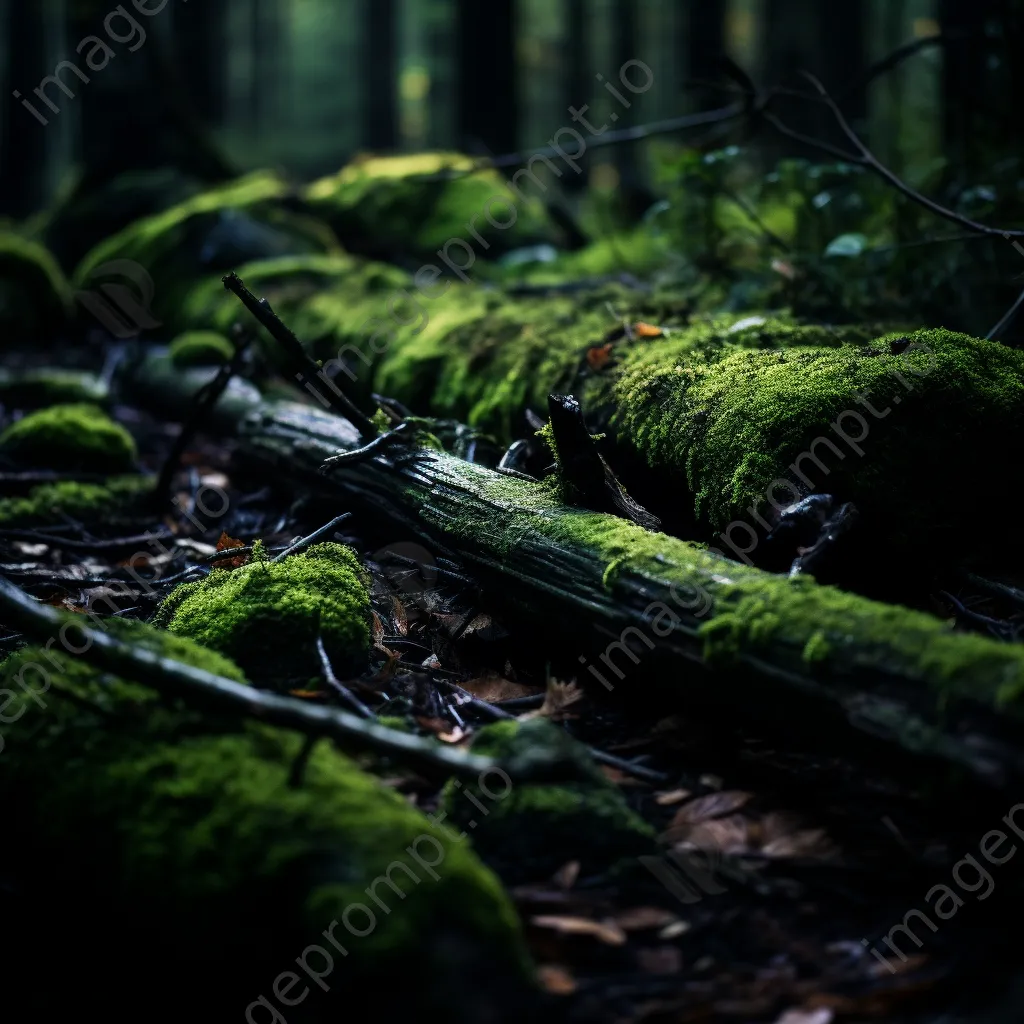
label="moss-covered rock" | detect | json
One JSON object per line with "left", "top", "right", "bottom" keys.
{"left": 73, "top": 172, "right": 341, "bottom": 329}
{"left": 155, "top": 542, "right": 372, "bottom": 687}
{"left": 303, "top": 151, "right": 558, "bottom": 260}
{"left": 0, "top": 620, "right": 531, "bottom": 1020}
{"left": 0, "top": 368, "right": 108, "bottom": 409}
{"left": 0, "top": 474, "right": 152, "bottom": 527}
{"left": 0, "top": 403, "right": 137, "bottom": 472}
{"left": 169, "top": 329, "right": 235, "bottom": 368}
{"left": 442, "top": 719, "right": 655, "bottom": 883}
{"left": 0, "top": 231, "right": 73, "bottom": 340}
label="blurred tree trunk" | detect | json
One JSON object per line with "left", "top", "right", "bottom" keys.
{"left": 173, "top": 0, "right": 229, "bottom": 127}
{"left": 686, "top": 0, "right": 725, "bottom": 108}
{"left": 250, "top": 0, "right": 287, "bottom": 139}
{"left": 612, "top": 0, "right": 638, "bottom": 179}
{"left": 563, "top": 0, "right": 590, "bottom": 189}
{"left": 0, "top": 0, "right": 50, "bottom": 216}
{"left": 362, "top": 0, "right": 397, "bottom": 150}
{"left": 456, "top": 0, "right": 518, "bottom": 154}
{"left": 820, "top": 0, "right": 867, "bottom": 121}
{"left": 940, "top": 0, "right": 989, "bottom": 172}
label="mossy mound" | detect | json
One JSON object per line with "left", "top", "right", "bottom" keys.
{"left": 155, "top": 542, "right": 372, "bottom": 687}
{"left": 442, "top": 719, "right": 655, "bottom": 883}
{"left": 0, "top": 622, "right": 530, "bottom": 1019}
{"left": 612, "top": 326, "right": 1024, "bottom": 541}
{"left": 169, "top": 330, "right": 235, "bottom": 368}
{"left": 0, "top": 475, "right": 153, "bottom": 527}
{"left": 0, "top": 369, "right": 107, "bottom": 409}
{"left": 73, "top": 172, "right": 341, "bottom": 329}
{"left": 0, "top": 231, "right": 73, "bottom": 340}
{"left": 303, "top": 151, "right": 558, "bottom": 260}
{"left": 0, "top": 403, "right": 137, "bottom": 473}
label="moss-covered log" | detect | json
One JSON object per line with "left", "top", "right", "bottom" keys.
{"left": 117, "top": 354, "right": 1024, "bottom": 794}
{"left": 179, "top": 254, "right": 1024, "bottom": 576}
{"left": 0, "top": 617, "right": 531, "bottom": 1021}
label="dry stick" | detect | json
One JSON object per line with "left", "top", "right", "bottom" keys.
{"left": 0, "top": 574, "right": 495, "bottom": 782}
{"left": 986, "top": 285, "right": 1024, "bottom": 341}
{"left": 271, "top": 513, "right": 353, "bottom": 563}
{"left": 315, "top": 633, "right": 374, "bottom": 719}
{"left": 223, "top": 272, "right": 378, "bottom": 441}
{"left": 0, "top": 528, "right": 175, "bottom": 553}
{"left": 155, "top": 329, "right": 253, "bottom": 507}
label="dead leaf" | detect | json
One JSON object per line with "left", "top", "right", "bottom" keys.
{"left": 211, "top": 531, "right": 248, "bottom": 568}
{"left": 536, "top": 965, "right": 577, "bottom": 995}
{"left": 670, "top": 814, "right": 750, "bottom": 853}
{"left": 586, "top": 342, "right": 615, "bottom": 370}
{"left": 391, "top": 595, "right": 409, "bottom": 636}
{"left": 655, "top": 788, "right": 692, "bottom": 806}
{"left": 462, "top": 672, "right": 541, "bottom": 704}
{"left": 552, "top": 861, "right": 580, "bottom": 889}
{"left": 774, "top": 1010, "right": 833, "bottom": 1024}
{"left": 522, "top": 679, "right": 584, "bottom": 722}
{"left": 614, "top": 907, "right": 679, "bottom": 931}
{"left": 634, "top": 321, "right": 665, "bottom": 339}
{"left": 670, "top": 790, "right": 751, "bottom": 826}
{"left": 288, "top": 689, "right": 325, "bottom": 699}
{"left": 531, "top": 915, "right": 626, "bottom": 946}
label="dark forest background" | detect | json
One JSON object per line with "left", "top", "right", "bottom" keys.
{"left": 1, "top": 0, "right": 1021, "bottom": 215}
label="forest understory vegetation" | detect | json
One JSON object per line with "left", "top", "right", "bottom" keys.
{"left": 6, "top": 36, "right": 1024, "bottom": 1024}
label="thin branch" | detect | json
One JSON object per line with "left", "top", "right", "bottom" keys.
{"left": 272, "top": 514, "right": 353, "bottom": 562}
{"left": 0, "top": 574, "right": 494, "bottom": 781}
{"left": 987, "top": 285, "right": 1024, "bottom": 341}
{"left": 155, "top": 327, "right": 253, "bottom": 507}
{"left": 316, "top": 633, "right": 374, "bottom": 719}
{"left": 223, "top": 273, "right": 378, "bottom": 440}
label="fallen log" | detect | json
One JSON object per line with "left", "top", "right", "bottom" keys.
{"left": 120, "top": 351, "right": 1024, "bottom": 796}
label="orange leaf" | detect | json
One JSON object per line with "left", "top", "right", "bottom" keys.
{"left": 634, "top": 321, "right": 664, "bottom": 338}
{"left": 537, "top": 965, "right": 577, "bottom": 995}
{"left": 216, "top": 531, "right": 244, "bottom": 551}
{"left": 586, "top": 343, "right": 614, "bottom": 371}
{"left": 212, "top": 531, "right": 248, "bottom": 568}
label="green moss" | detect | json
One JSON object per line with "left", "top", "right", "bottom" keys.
{"left": 0, "top": 231, "right": 73, "bottom": 339}
{"left": 0, "top": 474, "right": 153, "bottom": 527}
{"left": 0, "top": 369, "right": 108, "bottom": 409}
{"left": 803, "top": 630, "right": 831, "bottom": 665}
{"left": 441, "top": 719, "right": 655, "bottom": 883}
{"left": 169, "top": 330, "right": 235, "bottom": 368}
{"left": 157, "top": 542, "right": 372, "bottom": 687}
{"left": 0, "top": 624, "right": 529, "bottom": 1010}
{"left": 613, "top": 326, "right": 1024, "bottom": 540}
{"left": 0, "top": 403, "right": 137, "bottom": 472}
{"left": 304, "top": 151, "right": 557, "bottom": 259}
{"left": 73, "top": 172, "right": 341, "bottom": 330}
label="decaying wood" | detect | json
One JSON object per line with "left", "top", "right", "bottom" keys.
{"left": 118, "top": 354, "right": 1024, "bottom": 796}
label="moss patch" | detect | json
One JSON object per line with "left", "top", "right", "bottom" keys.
{"left": 169, "top": 330, "right": 235, "bottom": 368}
{"left": 0, "top": 474, "right": 152, "bottom": 527}
{"left": 0, "top": 369, "right": 108, "bottom": 409}
{"left": 0, "top": 231, "right": 73, "bottom": 339}
{"left": 0, "top": 403, "right": 137, "bottom": 473}
{"left": 0, "top": 622, "right": 529, "bottom": 1011}
{"left": 441, "top": 719, "right": 655, "bottom": 883}
{"left": 156, "top": 542, "right": 372, "bottom": 687}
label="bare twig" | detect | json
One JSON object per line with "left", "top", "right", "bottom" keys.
{"left": 319, "top": 423, "right": 415, "bottom": 472}
{"left": 987, "top": 285, "right": 1024, "bottom": 341}
{"left": 155, "top": 327, "right": 253, "bottom": 507}
{"left": 272, "top": 514, "right": 353, "bottom": 562}
{"left": 223, "top": 272, "right": 378, "bottom": 440}
{"left": 316, "top": 633, "right": 374, "bottom": 719}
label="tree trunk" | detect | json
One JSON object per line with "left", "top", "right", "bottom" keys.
{"left": 456, "top": 0, "right": 518, "bottom": 154}
{"left": 362, "top": 0, "right": 398, "bottom": 150}
{"left": 0, "top": 0, "right": 50, "bottom": 217}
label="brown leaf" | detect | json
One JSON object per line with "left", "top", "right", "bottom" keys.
{"left": 288, "top": 689, "right": 325, "bottom": 699}
{"left": 212, "top": 531, "right": 249, "bottom": 568}
{"left": 670, "top": 790, "right": 752, "bottom": 826}
{"left": 391, "top": 595, "right": 409, "bottom": 636}
{"left": 633, "top": 321, "right": 665, "bottom": 339}
{"left": 670, "top": 815, "right": 749, "bottom": 853}
{"left": 462, "top": 672, "right": 541, "bottom": 704}
{"left": 536, "top": 965, "right": 577, "bottom": 995}
{"left": 586, "top": 342, "right": 615, "bottom": 371}
{"left": 216, "top": 531, "right": 244, "bottom": 551}
{"left": 614, "top": 906, "right": 679, "bottom": 931}
{"left": 531, "top": 915, "right": 626, "bottom": 946}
